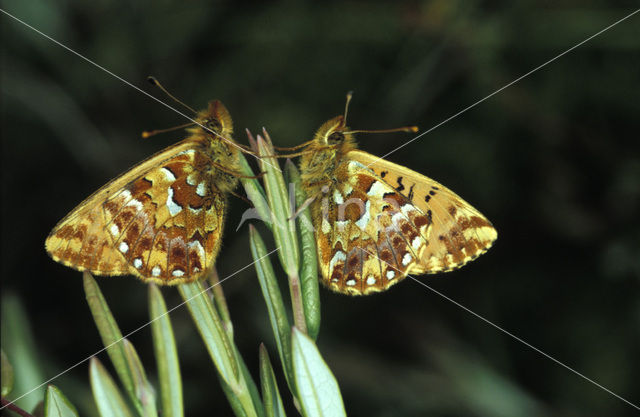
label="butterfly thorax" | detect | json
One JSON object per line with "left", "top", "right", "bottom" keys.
{"left": 205, "top": 139, "right": 240, "bottom": 194}
{"left": 189, "top": 101, "right": 240, "bottom": 195}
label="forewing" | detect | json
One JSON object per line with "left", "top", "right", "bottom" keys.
{"left": 46, "top": 139, "right": 225, "bottom": 284}
{"left": 348, "top": 150, "right": 497, "bottom": 275}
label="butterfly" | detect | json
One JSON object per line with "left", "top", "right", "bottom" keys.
{"left": 292, "top": 97, "right": 497, "bottom": 295}
{"left": 46, "top": 100, "right": 248, "bottom": 285}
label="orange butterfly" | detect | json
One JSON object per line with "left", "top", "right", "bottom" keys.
{"left": 46, "top": 100, "right": 248, "bottom": 285}
{"left": 293, "top": 96, "right": 497, "bottom": 295}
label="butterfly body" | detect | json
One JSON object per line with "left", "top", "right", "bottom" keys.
{"left": 46, "top": 101, "right": 240, "bottom": 285}
{"left": 298, "top": 116, "right": 497, "bottom": 295}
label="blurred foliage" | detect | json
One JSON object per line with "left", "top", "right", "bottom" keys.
{"left": 1, "top": 0, "right": 639, "bottom": 416}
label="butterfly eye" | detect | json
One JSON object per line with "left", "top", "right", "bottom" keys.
{"left": 204, "top": 118, "right": 222, "bottom": 134}
{"left": 328, "top": 132, "right": 344, "bottom": 144}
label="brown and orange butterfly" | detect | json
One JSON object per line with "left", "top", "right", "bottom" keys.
{"left": 46, "top": 100, "right": 248, "bottom": 285}
{"left": 293, "top": 95, "right": 497, "bottom": 295}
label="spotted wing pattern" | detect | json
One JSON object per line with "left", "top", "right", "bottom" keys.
{"left": 313, "top": 151, "right": 496, "bottom": 295}
{"left": 46, "top": 141, "right": 225, "bottom": 285}
{"left": 349, "top": 150, "right": 497, "bottom": 273}
{"left": 312, "top": 160, "right": 430, "bottom": 295}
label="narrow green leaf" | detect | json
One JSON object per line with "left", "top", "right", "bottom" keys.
{"left": 83, "top": 273, "right": 140, "bottom": 414}
{"left": 292, "top": 329, "right": 346, "bottom": 417}
{"left": 208, "top": 268, "right": 234, "bottom": 341}
{"left": 285, "top": 160, "right": 321, "bottom": 340}
{"left": 217, "top": 349, "right": 266, "bottom": 417}
{"left": 257, "top": 133, "right": 300, "bottom": 276}
{"left": 249, "top": 226, "right": 295, "bottom": 391}
{"left": 177, "top": 281, "right": 238, "bottom": 386}
{"left": 44, "top": 385, "right": 79, "bottom": 417}
{"left": 179, "top": 282, "right": 258, "bottom": 417}
{"left": 89, "top": 358, "right": 134, "bottom": 417}
{"left": 0, "top": 294, "right": 46, "bottom": 410}
{"left": 238, "top": 150, "right": 272, "bottom": 231}
{"left": 1, "top": 349, "right": 13, "bottom": 397}
{"left": 218, "top": 373, "right": 249, "bottom": 417}
{"left": 148, "top": 285, "right": 183, "bottom": 417}
{"left": 122, "top": 340, "right": 158, "bottom": 417}
{"left": 236, "top": 348, "right": 266, "bottom": 417}
{"left": 259, "top": 344, "right": 287, "bottom": 417}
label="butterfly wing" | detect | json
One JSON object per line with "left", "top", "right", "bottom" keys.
{"left": 348, "top": 150, "right": 497, "bottom": 275}
{"left": 312, "top": 151, "right": 496, "bottom": 295}
{"left": 46, "top": 138, "right": 225, "bottom": 284}
{"left": 312, "top": 157, "right": 430, "bottom": 295}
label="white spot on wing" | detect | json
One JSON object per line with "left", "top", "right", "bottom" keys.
{"left": 109, "top": 224, "right": 119, "bottom": 236}
{"left": 336, "top": 220, "right": 349, "bottom": 229}
{"left": 402, "top": 253, "right": 412, "bottom": 266}
{"left": 412, "top": 236, "right": 422, "bottom": 250}
{"left": 161, "top": 167, "right": 176, "bottom": 181}
{"left": 133, "top": 258, "right": 143, "bottom": 269}
{"left": 152, "top": 266, "right": 162, "bottom": 277}
{"left": 186, "top": 173, "right": 198, "bottom": 186}
{"left": 322, "top": 218, "right": 331, "bottom": 234}
{"left": 178, "top": 149, "right": 196, "bottom": 156}
{"left": 355, "top": 200, "right": 371, "bottom": 230}
{"left": 348, "top": 161, "right": 367, "bottom": 171}
{"left": 188, "top": 240, "right": 205, "bottom": 259}
{"left": 118, "top": 242, "right": 129, "bottom": 253}
{"left": 333, "top": 190, "right": 344, "bottom": 205}
{"left": 196, "top": 182, "right": 207, "bottom": 197}
{"left": 401, "top": 204, "right": 417, "bottom": 216}
{"left": 367, "top": 181, "right": 387, "bottom": 197}
{"left": 346, "top": 279, "right": 356, "bottom": 286}
{"left": 329, "top": 251, "right": 346, "bottom": 274}
{"left": 391, "top": 212, "right": 404, "bottom": 226}
{"left": 172, "top": 269, "right": 185, "bottom": 277}
{"left": 386, "top": 270, "right": 395, "bottom": 280}
{"left": 126, "top": 199, "right": 143, "bottom": 211}
{"left": 366, "top": 275, "right": 376, "bottom": 285}
{"left": 166, "top": 187, "right": 183, "bottom": 216}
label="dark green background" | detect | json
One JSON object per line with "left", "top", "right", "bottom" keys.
{"left": 2, "top": 1, "right": 639, "bottom": 416}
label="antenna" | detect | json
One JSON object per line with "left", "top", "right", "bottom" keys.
{"left": 343, "top": 90, "right": 354, "bottom": 124}
{"left": 147, "top": 76, "right": 198, "bottom": 114}
{"left": 344, "top": 126, "right": 419, "bottom": 135}
{"left": 141, "top": 122, "right": 195, "bottom": 138}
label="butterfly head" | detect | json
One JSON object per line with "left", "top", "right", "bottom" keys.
{"left": 313, "top": 115, "right": 357, "bottom": 150}
{"left": 192, "top": 100, "right": 234, "bottom": 140}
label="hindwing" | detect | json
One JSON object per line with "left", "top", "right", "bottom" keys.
{"left": 313, "top": 159, "right": 431, "bottom": 294}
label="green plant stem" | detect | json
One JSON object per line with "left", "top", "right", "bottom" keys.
{"left": 287, "top": 271, "right": 307, "bottom": 334}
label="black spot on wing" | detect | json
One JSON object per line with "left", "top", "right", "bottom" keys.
{"left": 407, "top": 184, "right": 415, "bottom": 201}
